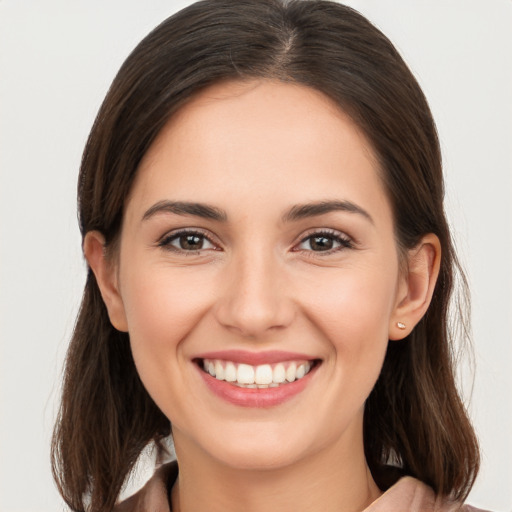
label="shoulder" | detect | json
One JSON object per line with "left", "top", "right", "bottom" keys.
{"left": 114, "top": 461, "right": 178, "bottom": 512}
{"left": 364, "top": 476, "right": 492, "bottom": 512}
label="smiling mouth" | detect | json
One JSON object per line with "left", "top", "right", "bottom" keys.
{"left": 196, "top": 358, "right": 320, "bottom": 389}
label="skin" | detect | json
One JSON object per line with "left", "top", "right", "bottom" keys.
{"left": 85, "top": 80, "right": 441, "bottom": 512}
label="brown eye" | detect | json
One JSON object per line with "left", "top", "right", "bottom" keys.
{"left": 159, "top": 230, "right": 216, "bottom": 252}
{"left": 309, "top": 235, "right": 333, "bottom": 251}
{"left": 179, "top": 234, "right": 204, "bottom": 250}
{"left": 297, "top": 231, "right": 353, "bottom": 253}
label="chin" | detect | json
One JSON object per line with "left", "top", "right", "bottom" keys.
{"left": 210, "top": 442, "right": 307, "bottom": 472}
{"left": 186, "top": 420, "right": 321, "bottom": 472}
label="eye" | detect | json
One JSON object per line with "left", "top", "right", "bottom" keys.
{"left": 296, "top": 230, "right": 353, "bottom": 253}
{"left": 158, "top": 230, "right": 217, "bottom": 252}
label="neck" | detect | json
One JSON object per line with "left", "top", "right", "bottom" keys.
{"left": 171, "top": 424, "right": 381, "bottom": 512}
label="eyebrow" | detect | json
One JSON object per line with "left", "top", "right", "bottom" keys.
{"left": 142, "top": 199, "right": 373, "bottom": 224}
{"left": 142, "top": 200, "right": 228, "bottom": 222}
{"left": 282, "top": 200, "right": 374, "bottom": 224}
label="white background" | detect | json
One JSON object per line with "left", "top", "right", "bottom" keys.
{"left": 1, "top": 1, "right": 511, "bottom": 511}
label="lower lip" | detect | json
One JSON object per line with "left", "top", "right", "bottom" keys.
{"left": 196, "top": 363, "right": 318, "bottom": 408}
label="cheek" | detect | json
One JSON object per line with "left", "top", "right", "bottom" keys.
{"left": 297, "top": 264, "right": 397, "bottom": 402}
{"left": 302, "top": 269, "right": 396, "bottom": 425}
{"left": 118, "top": 262, "right": 223, "bottom": 425}
{"left": 301, "top": 265, "right": 397, "bottom": 343}
{"left": 118, "top": 261, "right": 217, "bottom": 379}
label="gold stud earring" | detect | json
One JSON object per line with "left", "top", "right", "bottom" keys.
{"left": 397, "top": 322, "right": 406, "bottom": 330}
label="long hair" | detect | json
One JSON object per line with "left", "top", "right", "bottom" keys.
{"left": 52, "top": 1, "right": 480, "bottom": 510}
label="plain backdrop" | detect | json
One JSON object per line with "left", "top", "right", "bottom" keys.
{"left": 1, "top": 1, "right": 511, "bottom": 511}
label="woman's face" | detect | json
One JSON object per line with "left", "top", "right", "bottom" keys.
{"left": 109, "top": 80, "right": 408, "bottom": 470}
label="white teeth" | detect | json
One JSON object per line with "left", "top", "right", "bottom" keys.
{"left": 201, "top": 358, "right": 315, "bottom": 387}
{"left": 286, "top": 362, "right": 297, "bottom": 382}
{"left": 237, "top": 364, "right": 255, "bottom": 384}
{"left": 255, "top": 364, "right": 273, "bottom": 385}
{"left": 225, "top": 361, "right": 237, "bottom": 382}
{"left": 214, "top": 360, "right": 224, "bottom": 381}
{"left": 273, "top": 363, "right": 286, "bottom": 383}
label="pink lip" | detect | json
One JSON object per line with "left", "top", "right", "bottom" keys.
{"left": 194, "top": 357, "right": 320, "bottom": 408}
{"left": 194, "top": 350, "right": 316, "bottom": 365}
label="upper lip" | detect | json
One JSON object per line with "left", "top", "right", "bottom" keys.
{"left": 194, "top": 350, "right": 318, "bottom": 365}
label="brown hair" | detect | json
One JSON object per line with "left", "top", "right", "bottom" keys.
{"left": 52, "top": 1, "right": 480, "bottom": 510}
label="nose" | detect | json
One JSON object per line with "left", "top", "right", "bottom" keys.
{"left": 213, "top": 249, "right": 295, "bottom": 338}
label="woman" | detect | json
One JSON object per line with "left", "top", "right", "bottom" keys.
{"left": 52, "top": 1, "right": 484, "bottom": 511}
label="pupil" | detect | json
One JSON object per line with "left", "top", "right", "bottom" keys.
{"left": 311, "top": 236, "right": 333, "bottom": 251}
{"left": 180, "top": 234, "right": 203, "bottom": 250}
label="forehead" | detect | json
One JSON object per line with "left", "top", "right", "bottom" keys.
{"left": 127, "top": 79, "right": 390, "bottom": 225}
{"left": 141, "top": 79, "right": 374, "bottom": 172}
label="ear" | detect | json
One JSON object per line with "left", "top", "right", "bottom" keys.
{"left": 389, "top": 233, "right": 441, "bottom": 340}
{"left": 83, "top": 231, "right": 128, "bottom": 332}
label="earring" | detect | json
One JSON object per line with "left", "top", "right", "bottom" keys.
{"left": 396, "top": 321, "right": 406, "bottom": 330}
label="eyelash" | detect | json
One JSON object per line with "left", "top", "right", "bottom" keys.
{"left": 157, "top": 228, "right": 218, "bottom": 254}
{"left": 157, "top": 228, "right": 353, "bottom": 255}
{"left": 294, "top": 229, "right": 354, "bottom": 256}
